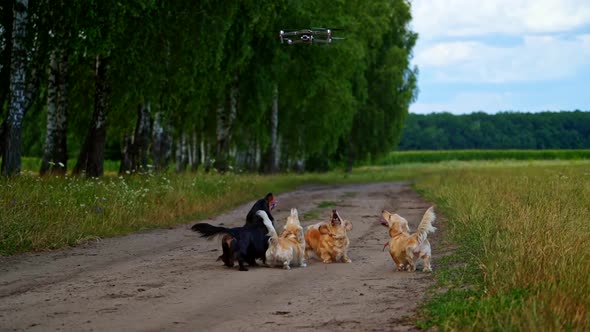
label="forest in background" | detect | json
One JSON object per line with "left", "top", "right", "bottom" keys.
{"left": 0, "top": 0, "right": 418, "bottom": 176}
{"left": 398, "top": 111, "right": 590, "bottom": 150}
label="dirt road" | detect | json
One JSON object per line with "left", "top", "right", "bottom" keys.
{"left": 0, "top": 182, "right": 440, "bottom": 331}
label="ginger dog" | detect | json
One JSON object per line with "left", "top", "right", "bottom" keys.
{"left": 381, "top": 207, "right": 436, "bottom": 272}
{"left": 257, "top": 209, "right": 306, "bottom": 269}
{"left": 305, "top": 210, "right": 353, "bottom": 263}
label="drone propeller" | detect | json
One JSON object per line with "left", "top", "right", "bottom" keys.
{"left": 311, "top": 27, "right": 345, "bottom": 31}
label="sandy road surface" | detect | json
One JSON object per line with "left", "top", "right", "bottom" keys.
{"left": 0, "top": 182, "right": 441, "bottom": 331}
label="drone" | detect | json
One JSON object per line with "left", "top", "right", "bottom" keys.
{"left": 279, "top": 28, "right": 344, "bottom": 45}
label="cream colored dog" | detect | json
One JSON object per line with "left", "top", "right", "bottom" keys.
{"left": 257, "top": 209, "right": 306, "bottom": 269}
{"left": 381, "top": 207, "right": 436, "bottom": 272}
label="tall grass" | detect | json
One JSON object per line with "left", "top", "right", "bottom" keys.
{"left": 379, "top": 149, "right": 590, "bottom": 165}
{"left": 414, "top": 164, "right": 590, "bottom": 331}
{"left": 0, "top": 166, "right": 430, "bottom": 255}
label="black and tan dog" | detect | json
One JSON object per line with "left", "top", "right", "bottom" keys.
{"left": 191, "top": 193, "right": 276, "bottom": 271}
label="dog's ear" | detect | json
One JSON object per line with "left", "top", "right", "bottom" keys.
{"left": 266, "top": 193, "right": 276, "bottom": 210}
{"left": 344, "top": 221, "right": 353, "bottom": 231}
{"left": 319, "top": 224, "right": 331, "bottom": 235}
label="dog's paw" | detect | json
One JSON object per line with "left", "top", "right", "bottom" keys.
{"left": 323, "top": 259, "right": 333, "bottom": 264}
{"left": 423, "top": 267, "right": 432, "bottom": 272}
{"left": 300, "top": 262, "right": 307, "bottom": 267}
{"left": 344, "top": 258, "right": 352, "bottom": 263}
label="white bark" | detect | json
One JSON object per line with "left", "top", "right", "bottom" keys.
{"left": 40, "top": 51, "right": 58, "bottom": 175}
{"left": 1, "top": 0, "right": 28, "bottom": 176}
{"left": 269, "top": 82, "right": 279, "bottom": 172}
{"left": 200, "top": 133, "right": 206, "bottom": 166}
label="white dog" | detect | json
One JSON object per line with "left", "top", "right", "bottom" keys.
{"left": 257, "top": 209, "right": 306, "bottom": 269}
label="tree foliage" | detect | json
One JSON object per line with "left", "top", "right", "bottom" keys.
{"left": 1, "top": 0, "right": 419, "bottom": 175}
{"left": 398, "top": 111, "right": 590, "bottom": 150}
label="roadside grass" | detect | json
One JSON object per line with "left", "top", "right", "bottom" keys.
{"left": 413, "top": 163, "right": 590, "bottom": 331}
{"left": 1, "top": 165, "right": 426, "bottom": 255}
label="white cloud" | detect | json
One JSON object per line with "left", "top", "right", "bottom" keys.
{"left": 410, "top": 0, "right": 590, "bottom": 113}
{"left": 415, "top": 34, "right": 590, "bottom": 83}
{"left": 412, "top": 0, "right": 590, "bottom": 38}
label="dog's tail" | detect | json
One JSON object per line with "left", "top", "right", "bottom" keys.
{"left": 191, "top": 223, "right": 235, "bottom": 239}
{"left": 256, "top": 210, "right": 278, "bottom": 244}
{"left": 415, "top": 206, "right": 436, "bottom": 243}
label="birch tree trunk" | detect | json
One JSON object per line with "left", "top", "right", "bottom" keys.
{"left": 73, "top": 55, "right": 110, "bottom": 177}
{"left": 151, "top": 109, "right": 171, "bottom": 171}
{"left": 269, "top": 82, "right": 279, "bottom": 173}
{"left": 40, "top": 51, "right": 58, "bottom": 175}
{"left": 174, "top": 133, "right": 188, "bottom": 172}
{"left": 40, "top": 50, "right": 68, "bottom": 176}
{"left": 54, "top": 51, "right": 69, "bottom": 174}
{"left": 214, "top": 76, "right": 238, "bottom": 172}
{"left": 190, "top": 131, "right": 199, "bottom": 171}
{"left": 1, "top": 0, "right": 28, "bottom": 176}
{"left": 260, "top": 82, "right": 279, "bottom": 174}
{"left": 120, "top": 102, "right": 152, "bottom": 174}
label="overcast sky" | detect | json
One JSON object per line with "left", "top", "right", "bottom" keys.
{"left": 409, "top": 0, "right": 590, "bottom": 114}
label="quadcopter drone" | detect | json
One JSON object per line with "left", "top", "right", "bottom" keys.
{"left": 279, "top": 28, "right": 344, "bottom": 45}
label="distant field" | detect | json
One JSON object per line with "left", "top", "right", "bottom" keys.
{"left": 378, "top": 149, "right": 590, "bottom": 165}
{"left": 20, "top": 150, "right": 590, "bottom": 175}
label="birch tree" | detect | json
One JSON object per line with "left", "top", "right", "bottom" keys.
{"left": 1, "top": 0, "right": 28, "bottom": 176}
{"left": 40, "top": 50, "right": 68, "bottom": 175}
{"left": 72, "top": 55, "right": 110, "bottom": 177}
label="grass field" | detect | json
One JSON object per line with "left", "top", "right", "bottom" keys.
{"left": 378, "top": 149, "right": 590, "bottom": 165}
{"left": 414, "top": 162, "right": 590, "bottom": 331}
{"left": 3, "top": 156, "right": 590, "bottom": 330}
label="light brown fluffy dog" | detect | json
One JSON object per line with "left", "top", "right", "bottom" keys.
{"left": 381, "top": 207, "right": 436, "bottom": 272}
{"left": 258, "top": 209, "right": 306, "bottom": 269}
{"left": 304, "top": 210, "right": 353, "bottom": 263}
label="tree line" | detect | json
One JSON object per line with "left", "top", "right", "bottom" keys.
{"left": 0, "top": 0, "right": 418, "bottom": 176}
{"left": 398, "top": 111, "right": 590, "bottom": 150}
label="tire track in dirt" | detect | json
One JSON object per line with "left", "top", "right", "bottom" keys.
{"left": 0, "top": 182, "right": 441, "bottom": 331}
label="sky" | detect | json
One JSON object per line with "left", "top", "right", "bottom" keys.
{"left": 409, "top": 0, "right": 590, "bottom": 114}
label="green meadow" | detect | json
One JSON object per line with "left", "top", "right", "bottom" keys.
{"left": 2, "top": 153, "right": 589, "bottom": 330}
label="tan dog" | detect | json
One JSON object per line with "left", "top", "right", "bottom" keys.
{"left": 381, "top": 207, "right": 436, "bottom": 272}
{"left": 305, "top": 210, "right": 353, "bottom": 263}
{"left": 258, "top": 209, "right": 306, "bottom": 269}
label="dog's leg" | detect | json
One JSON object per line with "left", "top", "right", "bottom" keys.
{"left": 304, "top": 247, "right": 312, "bottom": 260}
{"left": 407, "top": 259, "right": 416, "bottom": 272}
{"left": 246, "top": 258, "right": 259, "bottom": 267}
{"left": 282, "top": 260, "right": 291, "bottom": 270}
{"left": 422, "top": 255, "right": 432, "bottom": 272}
{"left": 237, "top": 241, "right": 250, "bottom": 271}
{"left": 342, "top": 250, "right": 352, "bottom": 263}
{"left": 300, "top": 257, "right": 307, "bottom": 267}
{"left": 320, "top": 250, "right": 333, "bottom": 264}
{"left": 237, "top": 257, "right": 249, "bottom": 271}
{"left": 219, "top": 237, "right": 235, "bottom": 267}
{"left": 390, "top": 253, "right": 403, "bottom": 271}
